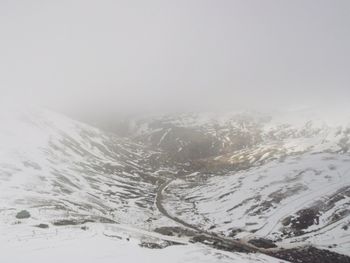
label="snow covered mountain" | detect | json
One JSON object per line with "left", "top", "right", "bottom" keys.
{"left": 0, "top": 106, "right": 165, "bottom": 227}
{"left": 1, "top": 105, "right": 350, "bottom": 263}
{"left": 130, "top": 109, "right": 350, "bottom": 168}
{"left": 130, "top": 109, "right": 350, "bottom": 258}
{"left": 0, "top": 106, "right": 286, "bottom": 263}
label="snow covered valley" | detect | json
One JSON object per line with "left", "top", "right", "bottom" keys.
{"left": 1, "top": 106, "right": 350, "bottom": 263}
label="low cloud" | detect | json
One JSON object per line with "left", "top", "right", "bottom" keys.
{"left": 1, "top": 0, "right": 349, "bottom": 116}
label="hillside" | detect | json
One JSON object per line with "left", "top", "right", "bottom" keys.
{"left": 1, "top": 106, "right": 350, "bottom": 262}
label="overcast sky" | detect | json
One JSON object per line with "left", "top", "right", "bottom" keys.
{"left": 1, "top": 0, "right": 349, "bottom": 116}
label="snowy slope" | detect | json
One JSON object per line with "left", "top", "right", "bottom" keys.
{"left": 0, "top": 106, "right": 289, "bottom": 262}
{"left": 0, "top": 106, "right": 165, "bottom": 227}
{"left": 130, "top": 109, "right": 350, "bottom": 168}
{"left": 0, "top": 222, "right": 287, "bottom": 263}
{"left": 158, "top": 110, "right": 350, "bottom": 256}
{"left": 130, "top": 111, "right": 265, "bottom": 162}
{"left": 2, "top": 106, "right": 350, "bottom": 262}
{"left": 164, "top": 153, "right": 350, "bottom": 253}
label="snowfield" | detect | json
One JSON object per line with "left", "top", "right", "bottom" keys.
{"left": 155, "top": 110, "right": 350, "bottom": 256}
{"left": 0, "top": 222, "right": 287, "bottom": 263}
{"left": 0, "top": 106, "right": 162, "bottom": 228}
{"left": 1, "top": 105, "right": 350, "bottom": 262}
{"left": 164, "top": 153, "right": 350, "bottom": 255}
{"left": 0, "top": 106, "right": 287, "bottom": 262}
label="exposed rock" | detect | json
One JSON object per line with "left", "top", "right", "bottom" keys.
{"left": 248, "top": 238, "right": 277, "bottom": 249}
{"left": 16, "top": 210, "right": 31, "bottom": 219}
{"left": 269, "top": 246, "right": 350, "bottom": 263}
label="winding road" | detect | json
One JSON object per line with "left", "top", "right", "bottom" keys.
{"left": 155, "top": 178, "right": 259, "bottom": 254}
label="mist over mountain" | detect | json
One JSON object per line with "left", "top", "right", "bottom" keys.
{"left": 1, "top": 1, "right": 350, "bottom": 263}
{"left": 1, "top": 0, "right": 350, "bottom": 116}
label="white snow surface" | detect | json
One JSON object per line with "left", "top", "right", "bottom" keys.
{"left": 162, "top": 129, "right": 350, "bottom": 256}
{"left": 0, "top": 105, "right": 161, "bottom": 227}
{"left": 2, "top": 105, "right": 350, "bottom": 261}
{"left": 0, "top": 222, "right": 287, "bottom": 263}
{"left": 0, "top": 106, "right": 288, "bottom": 262}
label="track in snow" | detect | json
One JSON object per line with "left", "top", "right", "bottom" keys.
{"left": 155, "top": 177, "right": 259, "bottom": 254}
